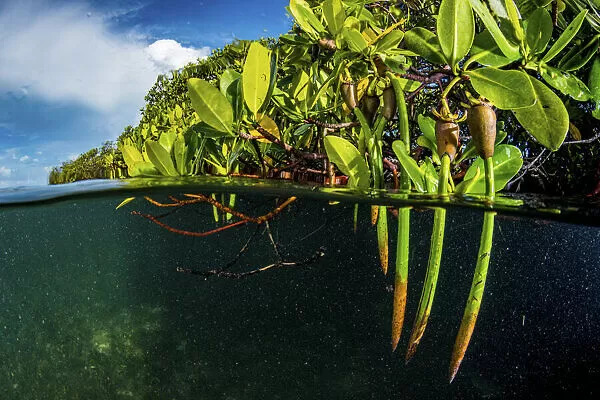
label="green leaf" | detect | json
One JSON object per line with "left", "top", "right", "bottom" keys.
{"left": 417, "top": 114, "right": 436, "bottom": 143}
{"left": 343, "top": 15, "right": 360, "bottom": 31}
{"left": 422, "top": 158, "right": 440, "bottom": 193}
{"left": 121, "top": 145, "right": 143, "bottom": 167}
{"left": 145, "top": 141, "right": 179, "bottom": 176}
{"left": 392, "top": 76, "right": 422, "bottom": 92}
{"left": 455, "top": 144, "right": 523, "bottom": 194}
{"left": 289, "top": 0, "right": 326, "bottom": 37}
{"left": 115, "top": 197, "right": 136, "bottom": 210}
{"left": 524, "top": 7, "right": 552, "bottom": 54}
{"left": 242, "top": 42, "right": 272, "bottom": 117}
{"left": 557, "top": 35, "right": 600, "bottom": 72}
{"left": 403, "top": 28, "right": 446, "bottom": 65}
{"left": 468, "top": 67, "right": 535, "bottom": 109}
{"left": 219, "top": 69, "right": 241, "bottom": 96}
{"left": 591, "top": 55, "right": 600, "bottom": 119}
{"left": 188, "top": 78, "right": 233, "bottom": 134}
{"left": 455, "top": 166, "right": 481, "bottom": 194}
{"left": 504, "top": 0, "right": 524, "bottom": 43}
{"left": 226, "top": 77, "right": 243, "bottom": 122}
{"left": 323, "top": 0, "right": 345, "bottom": 36}
{"left": 291, "top": 69, "right": 310, "bottom": 101}
{"left": 513, "top": 76, "right": 569, "bottom": 151}
{"left": 471, "top": 29, "right": 521, "bottom": 67}
{"left": 342, "top": 27, "right": 369, "bottom": 54}
{"left": 589, "top": 55, "right": 600, "bottom": 102}
{"left": 417, "top": 136, "right": 441, "bottom": 164}
{"left": 128, "top": 162, "right": 160, "bottom": 177}
{"left": 375, "top": 30, "right": 404, "bottom": 54}
{"left": 392, "top": 140, "right": 427, "bottom": 193}
{"left": 438, "top": 0, "right": 475, "bottom": 68}
{"left": 324, "top": 136, "right": 370, "bottom": 189}
{"left": 468, "top": 0, "right": 521, "bottom": 59}
{"left": 158, "top": 130, "right": 176, "bottom": 153}
{"left": 541, "top": 9, "right": 588, "bottom": 63}
{"left": 539, "top": 64, "right": 591, "bottom": 101}
{"left": 173, "top": 134, "right": 189, "bottom": 175}
{"left": 417, "top": 114, "right": 439, "bottom": 163}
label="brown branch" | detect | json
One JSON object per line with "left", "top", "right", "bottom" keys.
{"left": 131, "top": 212, "right": 249, "bottom": 237}
{"left": 383, "top": 158, "right": 398, "bottom": 172}
{"left": 254, "top": 125, "right": 327, "bottom": 160}
{"left": 304, "top": 118, "right": 360, "bottom": 131}
{"left": 180, "top": 193, "right": 260, "bottom": 222}
{"left": 144, "top": 196, "right": 201, "bottom": 208}
{"left": 133, "top": 196, "right": 297, "bottom": 236}
{"left": 238, "top": 132, "right": 263, "bottom": 140}
{"left": 180, "top": 194, "right": 297, "bottom": 224}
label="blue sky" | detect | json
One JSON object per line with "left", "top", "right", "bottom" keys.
{"left": 0, "top": 0, "right": 290, "bottom": 187}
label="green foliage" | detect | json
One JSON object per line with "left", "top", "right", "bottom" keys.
{"left": 323, "top": 136, "right": 370, "bottom": 189}
{"left": 513, "top": 76, "right": 570, "bottom": 151}
{"left": 467, "top": 68, "right": 536, "bottom": 109}
{"left": 542, "top": 9, "right": 588, "bottom": 63}
{"left": 242, "top": 42, "right": 272, "bottom": 118}
{"left": 50, "top": 0, "right": 600, "bottom": 196}
{"left": 455, "top": 145, "right": 524, "bottom": 193}
{"left": 48, "top": 142, "right": 127, "bottom": 184}
{"left": 437, "top": 0, "right": 474, "bottom": 70}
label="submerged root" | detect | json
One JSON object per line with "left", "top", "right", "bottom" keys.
{"left": 391, "top": 278, "right": 407, "bottom": 352}
{"left": 133, "top": 195, "right": 297, "bottom": 237}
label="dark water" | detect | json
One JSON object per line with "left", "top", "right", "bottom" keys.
{"left": 1, "top": 181, "right": 600, "bottom": 399}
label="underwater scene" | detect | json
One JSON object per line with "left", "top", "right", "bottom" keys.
{"left": 1, "top": 180, "right": 599, "bottom": 399}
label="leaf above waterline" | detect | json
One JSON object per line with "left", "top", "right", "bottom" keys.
{"left": 403, "top": 28, "right": 446, "bottom": 65}
{"left": 541, "top": 9, "right": 588, "bottom": 63}
{"left": 455, "top": 144, "right": 523, "bottom": 194}
{"left": 243, "top": 42, "right": 272, "bottom": 117}
{"left": 437, "top": 0, "right": 475, "bottom": 69}
{"left": 512, "top": 76, "right": 569, "bottom": 151}
{"left": 323, "top": 136, "right": 370, "bottom": 189}
{"left": 539, "top": 64, "right": 591, "bottom": 101}
{"left": 467, "top": 67, "right": 535, "bottom": 109}
{"left": 187, "top": 78, "right": 233, "bottom": 134}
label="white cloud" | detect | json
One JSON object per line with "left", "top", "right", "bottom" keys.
{"left": 19, "top": 155, "right": 30, "bottom": 162}
{"left": 146, "top": 39, "right": 210, "bottom": 72}
{"left": 0, "top": 1, "right": 210, "bottom": 112}
{"left": 0, "top": 166, "right": 11, "bottom": 177}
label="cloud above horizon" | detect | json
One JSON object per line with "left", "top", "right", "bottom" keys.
{"left": 0, "top": 0, "right": 210, "bottom": 113}
{"left": 0, "top": 0, "right": 212, "bottom": 187}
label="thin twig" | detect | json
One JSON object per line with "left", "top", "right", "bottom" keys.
{"left": 507, "top": 149, "right": 549, "bottom": 189}
{"left": 254, "top": 125, "right": 327, "bottom": 160}
{"left": 563, "top": 131, "right": 600, "bottom": 145}
{"left": 176, "top": 247, "right": 326, "bottom": 279}
{"left": 304, "top": 118, "right": 360, "bottom": 130}
{"left": 264, "top": 221, "right": 282, "bottom": 261}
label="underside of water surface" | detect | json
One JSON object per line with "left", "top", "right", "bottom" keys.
{"left": 1, "top": 179, "right": 599, "bottom": 399}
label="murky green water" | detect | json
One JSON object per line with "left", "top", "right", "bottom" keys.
{"left": 1, "top": 179, "right": 599, "bottom": 399}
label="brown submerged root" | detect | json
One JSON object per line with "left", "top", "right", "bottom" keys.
{"left": 134, "top": 195, "right": 297, "bottom": 237}
{"left": 371, "top": 205, "right": 379, "bottom": 225}
{"left": 391, "top": 278, "right": 407, "bottom": 352}
{"left": 405, "top": 316, "right": 429, "bottom": 362}
{"left": 449, "top": 311, "right": 479, "bottom": 383}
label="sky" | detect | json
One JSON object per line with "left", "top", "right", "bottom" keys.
{"left": 0, "top": 0, "right": 291, "bottom": 187}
